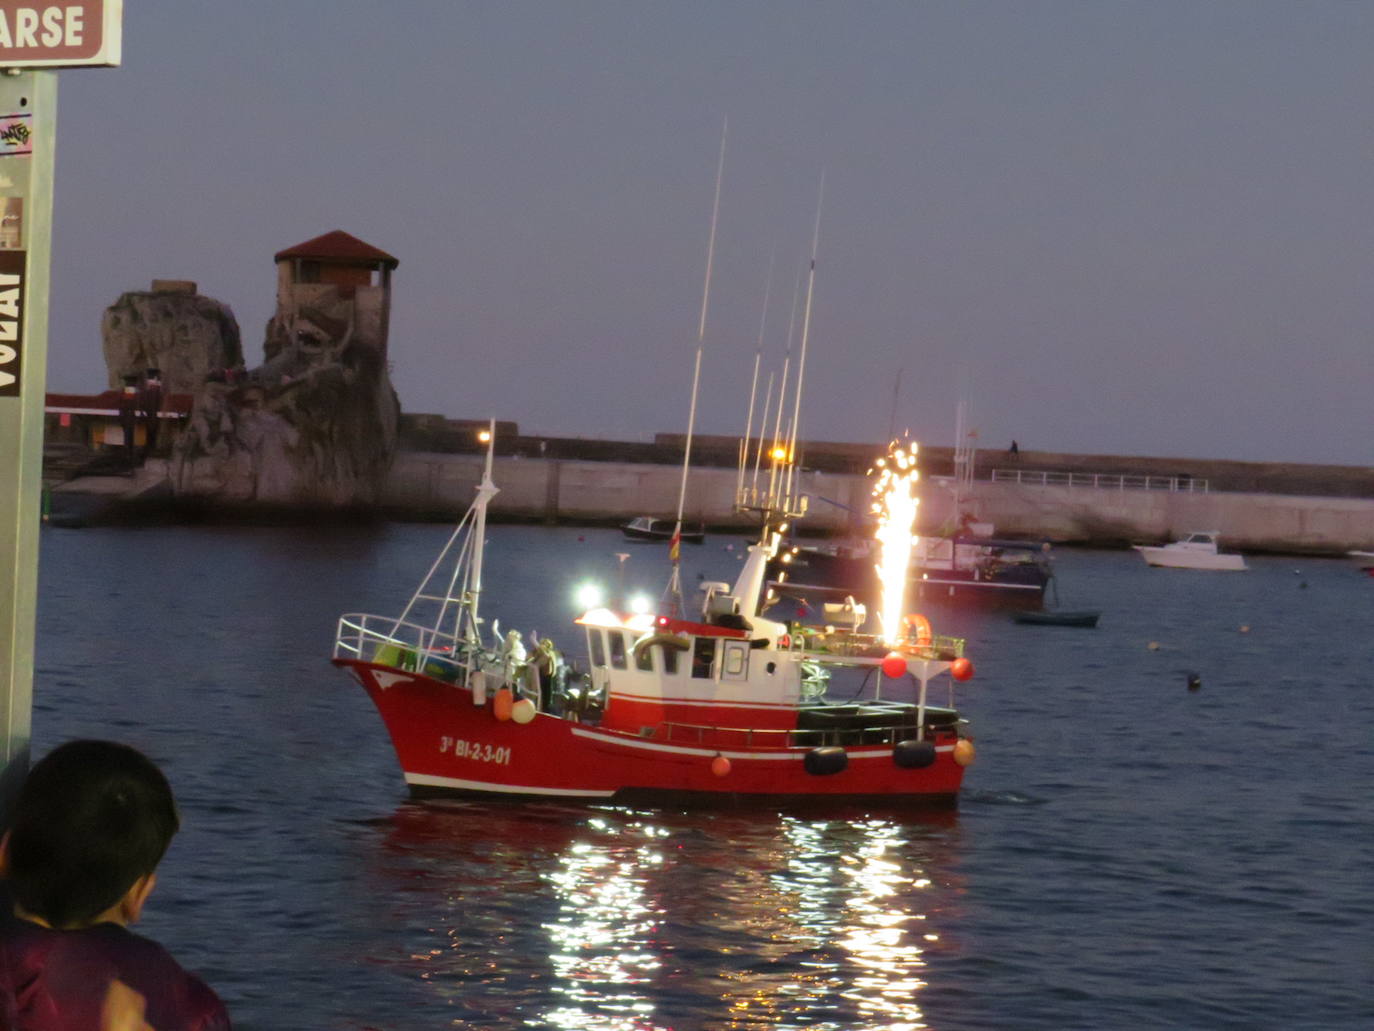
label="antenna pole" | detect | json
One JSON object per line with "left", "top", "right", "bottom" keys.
{"left": 887, "top": 366, "right": 904, "bottom": 441}
{"left": 668, "top": 117, "right": 727, "bottom": 614}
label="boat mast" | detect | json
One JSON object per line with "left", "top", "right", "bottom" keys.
{"left": 736, "top": 251, "right": 773, "bottom": 505}
{"left": 762, "top": 265, "right": 800, "bottom": 506}
{"left": 667, "top": 117, "right": 727, "bottom": 615}
{"left": 465, "top": 418, "right": 499, "bottom": 644}
{"left": 783, "top": 173, "right": 824, "bottom": 511}
{"left": 952, "top": 399, "right": 975, "bottom": 526}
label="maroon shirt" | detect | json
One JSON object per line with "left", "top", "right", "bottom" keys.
{"left": 0, "top": 913, "right": 229, "bottom": 1030}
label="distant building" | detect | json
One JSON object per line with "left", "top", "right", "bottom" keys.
{"left": 269, "top": 229, "right": 399, "bottom": 361}
{"left": 45, "top": 388, "right": 193, "bottom": 452}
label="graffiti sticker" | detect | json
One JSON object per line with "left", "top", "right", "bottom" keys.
{"left": 0, "top": 113, "right": 31, "bottom": 156}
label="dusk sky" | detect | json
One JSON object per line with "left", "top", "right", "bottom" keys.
{"left": 45, "top": 1, "right": 1374, "bottom": 465}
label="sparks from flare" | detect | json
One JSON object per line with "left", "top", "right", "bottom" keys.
{"left": 870, "top": 441, "right": 920, "bottom": 645}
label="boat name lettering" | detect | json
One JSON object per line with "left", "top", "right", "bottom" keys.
{"left": 440, "top": 736, "right": 512, "bottom": 765}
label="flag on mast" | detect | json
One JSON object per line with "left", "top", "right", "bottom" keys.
{"left": 669, "top": 527, "right": 681, "bottom": 563}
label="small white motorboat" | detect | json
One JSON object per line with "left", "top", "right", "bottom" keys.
{"left": 1134, "top": 532, "right": 1247, "bottom": 571}
{"left": 1347, "top": 550, "right": 1374, "bottom": 571}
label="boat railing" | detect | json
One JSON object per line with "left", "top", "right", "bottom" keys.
{"left": 990, "top": 469, "right": 1210, "bottom": 492}
{"left": 334, "top": 612, "right": 466, "bottom": 670}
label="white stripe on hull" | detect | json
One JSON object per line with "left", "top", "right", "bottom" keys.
{"left": 405, "top": 773, "right": 615, "bottom": 797}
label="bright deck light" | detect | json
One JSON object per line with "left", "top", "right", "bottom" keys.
{"left": 576, "top": 583, "right": 604, "bottom": 609}
{"left": 628, "top": 594, "right": 652, "bottom": 615}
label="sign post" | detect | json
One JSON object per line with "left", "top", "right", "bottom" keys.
{"left": 0, "top": 0, "right": 121, "bottom": 808}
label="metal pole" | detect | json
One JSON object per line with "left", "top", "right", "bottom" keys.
{"left": 0, "top": 70, "right": 57, "bottom": 813}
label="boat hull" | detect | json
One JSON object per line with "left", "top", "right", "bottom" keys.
{"left": 620, "top": 518, "right": 705, "bottom": 544}
{"left": 337, "top": 659, "right": 966, "bottom": 807}
{"left": 1347, "top": 550, "right": 1374, "bottom": 571}
{"left": 1012, "top": 609, "right": 1100, "bottom": 628}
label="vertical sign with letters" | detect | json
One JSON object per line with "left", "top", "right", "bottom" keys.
{"left": 0, "top": 249, "right": 23, "bottom": 396}
{"left": 0, "top": 0, "right": 121, "bottom": 813}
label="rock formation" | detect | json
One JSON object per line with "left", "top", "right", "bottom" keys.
{"left": 101, "top": 281, "right": 242, "bottom": 393}
{"left": 170, "top": 326, "right": 399, "bottom": 507}
{"left": 100, "top": 254, "right": 400, "bottom": 509}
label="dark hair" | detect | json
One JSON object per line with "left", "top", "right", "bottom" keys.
{"left": 6, "top": 740, "right": 180, "bottom": 928}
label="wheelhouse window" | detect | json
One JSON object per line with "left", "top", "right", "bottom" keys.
{"left": 587, "top": 629, "right": 605, "bottom": 668}
{"left": 634, "top": 640, "right": 653, "bottom": 671}
{"left": 691, "top": 637, "right": 716, "bottom": 679}
{"left": 722, "top": 641, "right": 747, "bottom": 677}
{"left": 662, "top": 645, "right": 679, "bottom": 675}
{"left": 608, "top": 630, "right": 627, "bottom": 669}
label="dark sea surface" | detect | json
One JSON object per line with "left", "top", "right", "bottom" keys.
{"left": 31, "top": 523, "right": 1374, "bottom": 1030}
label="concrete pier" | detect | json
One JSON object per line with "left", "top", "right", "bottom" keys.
{"left": 382, "top": 450, "right": 1374, "bottom": 555}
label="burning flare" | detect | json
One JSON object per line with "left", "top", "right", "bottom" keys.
{"left": 870, "top": 441, "right": 920, "bottom": 645}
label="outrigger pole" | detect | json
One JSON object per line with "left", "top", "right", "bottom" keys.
{"left": 666, "top": 117, "right": 727, "bottom": 616}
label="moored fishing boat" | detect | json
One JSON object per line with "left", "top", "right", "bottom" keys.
{"left": 332, "top": 424, "right": 977, "bottom": 806}
{"left": 767, "top": 533, "right": 1052, "bottom": 611}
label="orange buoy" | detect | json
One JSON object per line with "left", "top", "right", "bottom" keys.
{"left": 881, "top": 652, "right": 907, "bottom": 678}
{"left": 953, "top": 738, "right": 976, "bottom": 766}
{"left": 493, "top": 687, "right": 513, "bottom": 721}
{"left": 950, "top": 657, "right": 975, "bottom": 681}
{"left": 710, "top": 754, "right": 731, "bottom": 778}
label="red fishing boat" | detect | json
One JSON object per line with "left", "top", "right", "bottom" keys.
{"left": 332, "top": 424, "right": 977, "bottom": 807}
{"left": 333, "top": 154, "right": 977, "bottom": 806}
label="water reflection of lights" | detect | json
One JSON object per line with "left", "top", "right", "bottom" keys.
{"left": 374, "top": 803, "right": 961, "bottom": 1029}
{"left": 543, "top": 821, "right": 670, "bottom": 1030}
{"left": 772, "top": 817, "right": 938, "bottom": 1029}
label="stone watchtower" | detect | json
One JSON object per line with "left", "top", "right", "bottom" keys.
{"left": 170, "top": 229, "right": 403, "bottom": 508}
{"left": 266, "top": 229, "right": 399, "bottom": 363}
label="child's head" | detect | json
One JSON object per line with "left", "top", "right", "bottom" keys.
{"left": 4, "top": 740, "right": 180, "bottom": 929}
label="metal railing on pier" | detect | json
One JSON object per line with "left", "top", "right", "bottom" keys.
{"left": 990, "top": 469, "right": 1210, "bottom": 492}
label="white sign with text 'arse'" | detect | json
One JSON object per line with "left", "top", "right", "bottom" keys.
{"left": 0, "top": 0, "right": 121, "bottom": 68}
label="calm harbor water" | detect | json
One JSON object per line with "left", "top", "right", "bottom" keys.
{"left": 31, "top": 523, "right": 1374, "bottom": 1030}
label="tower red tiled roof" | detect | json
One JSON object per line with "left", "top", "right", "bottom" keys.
{"left": 273, "top": 230, "right": 399, "bottom": 269}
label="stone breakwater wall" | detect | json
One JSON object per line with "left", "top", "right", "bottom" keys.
{"left": 383, "top": 451, "right": 1374, "bottom": 555}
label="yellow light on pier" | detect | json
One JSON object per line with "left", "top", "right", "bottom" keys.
{"left": 477, "top": 429, "right": 492, "bottom": 444}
